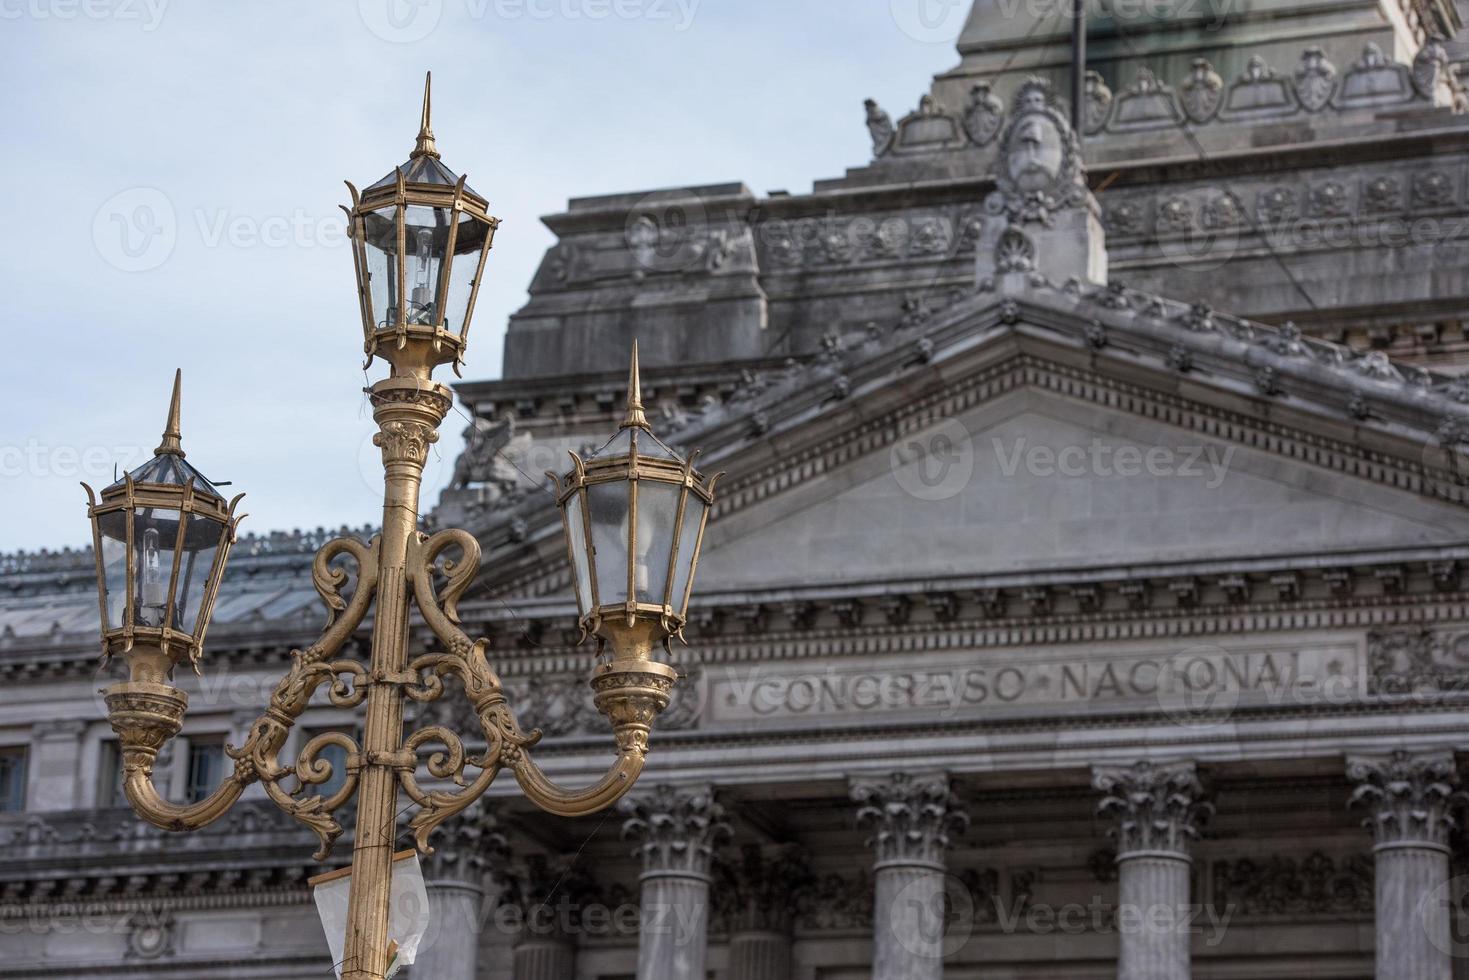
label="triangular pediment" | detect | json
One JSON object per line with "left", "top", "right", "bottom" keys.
{"left": 696, "top": 384, "right": 1469, "bottom": 592}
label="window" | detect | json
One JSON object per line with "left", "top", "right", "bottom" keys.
{"left": 185, "top": 737, "right": 226, "bottom": 804}
{"left": 0, "top": 748, "right": 27, "bottom": 813}
{"left": 98, "top": 741, "right": 129, "bottom": 807}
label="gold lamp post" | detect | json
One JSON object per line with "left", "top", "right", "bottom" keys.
{"left": 84, "top": 73, "right": 715, "bottom": 980}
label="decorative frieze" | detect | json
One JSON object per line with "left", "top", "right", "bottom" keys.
{"left": 1347, "top": 749, "right": 1464, "bottom": 849}
{"left": 850, "top": 772, "right": 967, "bottom": 867}
{"left": 712, "top": 844, "right": 814, "bottom": 934}
{"left": 1368, "top": 628, "right": 1469, "bottom": 693}
{"left": 794, "top": 870, "right": 874, "bottom": 931}
{"left": 1210, "top": 851, "right": 1373, "bottom": 916}
{"left": 1093, "top": 761, "right": 1212, "bottom": 857}
{"left": 869, "top": 42, "right": 1455, "bottom": 160}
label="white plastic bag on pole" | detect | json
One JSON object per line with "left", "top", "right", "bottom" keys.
{"left": 311, "top": 849, "right": 432, "bottom": 978}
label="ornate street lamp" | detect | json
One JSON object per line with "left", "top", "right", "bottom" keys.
{"left": 83, "top": 370, "right": 245, "bottom": 682}
{"left": 86, "top": 74, "right": 716, "bottom": 980}
{"left": 551, "top": 343, "right": 719, "bottom": 744}
{"left": 344, "top": 71, "right": 499, "bottom": 379}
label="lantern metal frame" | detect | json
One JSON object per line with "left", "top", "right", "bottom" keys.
{"left": 344, "top": 72, "right": 501, "bottom": 379}
{"left": 550, "top": 343, "right": 720, "bottom": 650}
{"left": 82, "top": 372, "right": 245, "bottom": 678}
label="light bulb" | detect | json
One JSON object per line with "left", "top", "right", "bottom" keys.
{"left": 630, "top": 508, "right": 662, "bottom": 597}
{"left": 410, "top": 227, "right": 434, "bottom": 319}
{"left": 140, "top": 525, "right": 167, "bottom": 626}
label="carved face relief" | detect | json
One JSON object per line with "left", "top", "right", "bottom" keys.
{"left": 1008, "top": 114, "right": 1064, "bottom": 192}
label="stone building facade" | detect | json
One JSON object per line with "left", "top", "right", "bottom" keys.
{"left": 8, "top": 2, "right": 1469, "bottom": 978}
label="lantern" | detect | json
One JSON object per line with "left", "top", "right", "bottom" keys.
{"left": 83, "top": 370, "right": 243, "bottom": 679}
{"left": 552, "top": 343, "right": 719, "bottom": 660}
{"left": 345, "top": 72, "right": 501, "bottom": 379}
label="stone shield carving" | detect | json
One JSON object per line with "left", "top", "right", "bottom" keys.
{"left": 988, "top": 78, "right": 1087, "bottom": 225}
{"left": 1180, "top": 58, "right": 1224, "bottom": 123}
{"left": 1293, "top": 46, "right": 1337, "bottom": 112}
{"left": 962, "top": 81, "right": 1005, "bottom": 146}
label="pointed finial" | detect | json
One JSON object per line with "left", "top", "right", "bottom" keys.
{"left": 620, "top": 340, "right": 650, "bottom": 430}
{"left": 411, "top": 71, "right": 439, "bottom": 159}
{"left": 155, "top": 369, "right": 185, "bottom": 457}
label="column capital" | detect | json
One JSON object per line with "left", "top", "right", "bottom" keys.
{"left": 713, "top": 843, "right": 814, "bottom": 934}
{"left": 1093, "top": 760, "right": 1212, "bottom": 859}
{"left": 621, "top": 784, "right": 731, "bottom": 879}
{"left": 422, "top": 802, "right": 508, "bottom": 887}
{"left": 1347, "top": 749, "right": 1465, "bottom": 851}
{"left": 850, "top": 771, "right": 968, "bottom": 869}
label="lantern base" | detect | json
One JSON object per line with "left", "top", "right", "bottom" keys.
{"left": 591, "top": 619, "right": 680, "bottom": 753}
{"left": 104, "top": 681, "right": 188, "bottom": 766}
{"left": 591, "top": 658, "right": 679, "bottom": 754}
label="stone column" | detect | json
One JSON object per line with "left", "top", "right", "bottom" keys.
{"left": 504, "top": 854, "right": 599, "bottom": 980}
{"left": 714, "top": 844, "right": 813, "bottom": 980}
{"left": 1092, "top": 760, "right": 1212, "bottom": 980}
{"left": 850, "top": 772, "right": 969, "bottom": 980}
{"left": 621, "top": 784, "right": 730, "bottom": 980}
{"left": 1348, "top": 750, "right": 1464, "bottom": 980}
{"left": 413, "top": 805, "right": 506, "bottom": 980}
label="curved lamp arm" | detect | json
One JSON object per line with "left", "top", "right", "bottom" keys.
{"left": 105, "top": 535, "right": 380, "bottom": 848}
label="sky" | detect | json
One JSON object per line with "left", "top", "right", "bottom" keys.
{"left": 0, "top": 0, "right": 972, "bottom": 552}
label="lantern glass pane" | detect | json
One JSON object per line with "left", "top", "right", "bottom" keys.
{"left": 132, "top": 506, "right": 182, "bottom": 629}
{"left": 173, "top": 513, "right": 225, "bottom": 635}
{"left": 564, "top": 491, "right": 593, "bottom": 617}
{"left": 669, "top": 495, "right": 708, "bottom": 618}
{"left": 98, "top": 510, "right": 129, "bottom": 629}
{"left": 587, "top": 481, "right": 631, "bottom": 608}
{"left": 443, "top": 212, "right": 489, "bottom": 333}
{"left": 633, "top": 481, "right": 679, "bottom": 605}
{"left": 361, "top": 207, "right": 400, "bottom": 330}
{"left": 403, "top": 205, "right": 452, "bottom": 326}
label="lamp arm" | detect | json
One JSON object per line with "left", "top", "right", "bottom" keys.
{"left": 120, "top": 761, "right": 253, "bottom": 833}
{"left": 507, "top": 737, "right": 646, "bottom": 817}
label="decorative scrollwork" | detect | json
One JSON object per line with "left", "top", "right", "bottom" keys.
{"left": 303, "top": 535, "right": 379, "bottom": 658}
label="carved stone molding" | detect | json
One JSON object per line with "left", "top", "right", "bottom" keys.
{"left": 1347, "top": 749, "right": 1465, "bottom": 850}
{"left": 621, "top": 784, "right": 731, "bottom": 878}
{"left": 503, "top": 852, "right": 633, "bottom": 942}
{"left": 1210, "top": 851, "right": 1373, "bottom": 916}
{"left": 1368, "top": 628, "right": 1469, "bottom": 693}
{"left": 712, "top": 843, "right": 814, "bottom": 934}
{"left": 850, "top": 772, "right": 968, "bottom": 867}
{"left": 123, "top": 907, "right": 175, "bottom": 960}
{"left": 1093, "top": 760, "right": 1212, "bottom": 857}
{"left": 795, "top": 870, "right": 873, "bottom": 931}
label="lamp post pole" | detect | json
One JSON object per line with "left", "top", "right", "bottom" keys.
{"left": 342, "top": 381, "right": 450, "bottom": 980}
{"left": 88, "top": 75, "right": 718, "bottom": 980}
